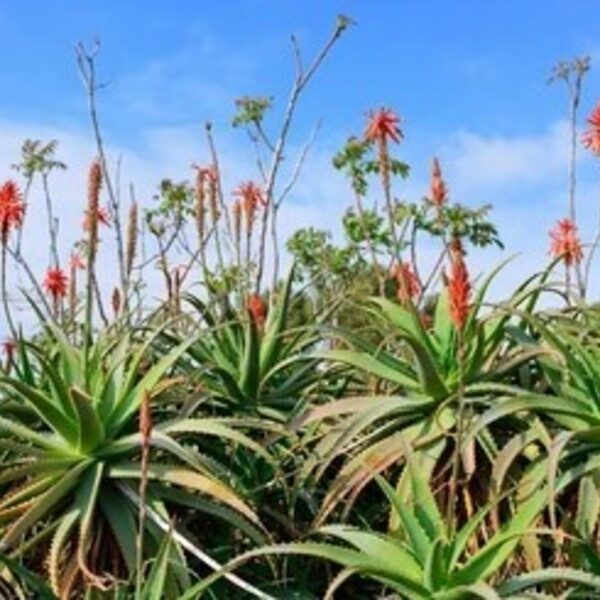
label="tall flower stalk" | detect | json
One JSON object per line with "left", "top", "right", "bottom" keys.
{"left": 85, "top": 160, "right": 102, "bottom": 353}
{"left": 365, "top": 107, "right": 403, "bottom": 262}
{"left": 549, "top": 56, "right": 590, "bottom": 296}
{"left": 0, "top": 181, "right": 25, "bottom": 339}
{"left": 445, "top": 238, "right": 471, "bottom": 535}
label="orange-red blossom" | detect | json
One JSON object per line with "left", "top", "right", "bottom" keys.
{"left": 247, "top": 293, "right": 267, "bottom": 328}
{"left": 43, "top": 267, "right": 68, "bottom": 300}
{"left": 0, "top": 181, "right": 24, "bottom": 243}
{"left": 233, "top": 181, "right": 266, "bottom": 227}
{"left": 365, "top": 108, "right": 403, "bottom": 144}
{"left": 582, "top": 103, "right": 600, "bottom": 155}
{"left": 549, "top": 218, "right": 583, "bottom": 266}
{"left": 447, "top": 239, "right": 471, "bottom": 331}
{"left": 430, "top": 157, "right": 448, "bottom": 208}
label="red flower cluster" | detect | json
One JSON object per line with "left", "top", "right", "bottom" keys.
{"left": 0, "top": 180, "right": 24, "bottom": 241}
{"left": 43, "top": 268, "right": 68, "bottom": 300}
{"left": 233, "top": 181, "right": 266, "bottom": 226}
{"left": 430, "top": 157, "right": 448, "bottom": 208}
{"left": 447, "top": 239, "right": 471, "bottom": 331}
{"left": 365, "top": 108, "right": 403, "bottom": 144}
{"left": 83, "top": 205, "right": 111, "bottom": 231}
{"left": 247, "top": 293, "right": 267, "bottom": 328}
{"left": 549, "top": 218, "right": 583, "bottom": 265}
{"left": 582, "top": 103, "right": 600, "bottom": 155}
{"left": 390, "top": 261, "right": 421, "bottom": 304}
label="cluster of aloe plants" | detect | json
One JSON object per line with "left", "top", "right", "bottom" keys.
{"left": 2, "top": 18, "right": 600, "bottom": 600}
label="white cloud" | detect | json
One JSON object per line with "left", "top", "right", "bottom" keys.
{"left": 444, "top": 120, "right": 572, "bottom": 191}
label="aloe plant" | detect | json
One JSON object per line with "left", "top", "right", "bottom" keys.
{"left": 183, "top": 444, "right": 600, "bottom": 599}
{"left": 299, "top": 264, "right": 548, "bottom": 521}
{"left": 467, "top": 304, "right": 600, "bottom": 570}
{"left": 173, "top": 268, "right": 332, "bottom": 423}
{"left": 0, "top": 322, "right": 269, "bottom": 597}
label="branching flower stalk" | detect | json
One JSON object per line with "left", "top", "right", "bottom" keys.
{"left": 366, "top": 107, "right": 404, "bottom": 264}
{"left": 254, "top": 16, "right": 351, "bottom": 294}
{"left": 76, "top": 41, "right": 128, "bottom": 303}
{"left": 549, "top": 56, "right": 590, "bottom": 297}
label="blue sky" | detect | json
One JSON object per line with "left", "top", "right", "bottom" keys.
{"left": 0, "top": 0, "right": 599, "bottom": 309}
{"left": 1, "top": 1, "right": 599, "bottom": 138}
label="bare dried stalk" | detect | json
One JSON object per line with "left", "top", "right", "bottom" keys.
{"left": 270, "top": 121, "right": 322, "bottom": 291}
{"left": 42, "top": 174, "right": 60, "bottom": 269}
{"left": 254, "top": 17, "right": 351, "bottom": 294}
{"left": 76, "top": 41, "right": 127, "bottom": 300}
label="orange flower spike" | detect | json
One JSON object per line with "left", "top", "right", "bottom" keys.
{"left": 430, "top": 157, "right": 448, "bottom": 208}
{"left": 0, "top": 181, "right": 24, "bottom": 242}
{"left": 139, "top": 390, "right": 153, "bottom": 447}
{"left": 233, "top": 182, "right": 265, "bottom": 229}
{"left": 582, "top": 103, "right": 600, "bottom": 155}
{"left": 247, "top": 293, "right": 267, "bottom": 328}
{"left": 391, "top": 261, "right": 421, "bottom": 304}
{"left": 549, "top": 218, "right": 583, "bottom": 265}
{"left": 365, "top": 108, "right": 403, "bottom": 145}
{"left": 43, "top": 267, "right": 68, "bottom": 300}
{"left": 447, "top": 239, "right": 471, "bottom": 331}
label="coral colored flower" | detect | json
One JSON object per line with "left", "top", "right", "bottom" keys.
{"left": 365, "top": 108, "right": 403, "bottom": 144}
{"left": 0, "top": 180, "right": 24, "bottom": 239}
{"left": 193, "top": 164, "right": 218, "bottom": 188}
{"left": 247, "top": 293, "right": 267, "bottom": 328}
{"left": 83, "top": 205, "right": 110, "bottom": 231}
{"left": 447, "top": 239, "right": 471, "bottom": 331}
{"left": 430, "top": 157, "right": 448, "bottom": 208}
{"left": 549, "top": 218, "right": 584, "bottom": 265}
{"left": 390, "top": 261, "right": 421, "bottom": 303}
{"left": 582, "top": 103, "right": 600, "bottom": 155}
{"left": 233, "top": 182, "right": 266, "bottom": 224}
{"left": 69, "top": 253, "right": 85, "bottom": 271}
{"left": 43, "top": 268, "right": 68, "bottom": 300}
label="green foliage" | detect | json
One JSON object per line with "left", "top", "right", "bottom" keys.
{"left": 0, "top": 323, "right": 265, "bottom": 597}
{"left": 232, "top": 95, "right": 273, "bottom": 127}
